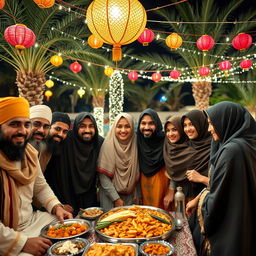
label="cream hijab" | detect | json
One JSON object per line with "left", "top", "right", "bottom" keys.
{"left": 97, "top": 113, "right": 140, "bottom": 195}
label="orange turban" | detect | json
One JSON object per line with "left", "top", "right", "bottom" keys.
{"left": 0, "top": 97, "right": 30, "bottom": 125}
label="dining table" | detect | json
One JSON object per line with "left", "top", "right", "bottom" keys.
{"left": 85, "top": 212, "right": 197, "bottom": 256}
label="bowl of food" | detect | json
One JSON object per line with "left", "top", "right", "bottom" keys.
{"left": 78, "top": 207, "right": 104, "bottom": 220}
{"left": 82, "top": 242, "right": 138, "bottom": 256}
{"left": 48, "top": 238, "right": 89, "bottom": 256}
{"left": 139, "top": 240, "right": 174, "bottom": 256}
{"left": 95, "top": 205, "right": 175, "bottom": 243}
{"left": 41, "top": 219, "right": 91, "bottom": 240}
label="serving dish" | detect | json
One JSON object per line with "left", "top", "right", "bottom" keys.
{"left": 41, "top": 219, "right": 92, "bottom": 240}
{"left": 82, "top": 242, "right": 138, "bottom": 256}
{"left": 78, "top": 207, "right": 104, "bottom": 220}
{"left": 139, "top": 240, "right": 175, "bottom": 256}
{"left": 95, "top": 205, "right": 175, "bottom": 243}
{"left": 47, "top": 238, "right": 89, "bottom": 256}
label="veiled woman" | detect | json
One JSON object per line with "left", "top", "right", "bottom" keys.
{"left": 182, "top": 110, "right": 211, "bottom": 197}
{"left": 97, "top": 113, "right": 140, "bottom": 210}
{"left": 163, "top": 115, "right": 193, "bottom": 209}
{"left": 186, "top": 101, "right": 256, "bottom": 256}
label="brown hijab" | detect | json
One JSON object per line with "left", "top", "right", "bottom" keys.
{"left": 97, "top": 113, "right": 140, "bottom": 195}
{"left": 163, "top": 116, "right": 192, "bottom": 181}
{"left": 0, "top": 143, "right": 38, "bottom": 230}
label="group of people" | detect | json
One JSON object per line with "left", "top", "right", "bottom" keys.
{"left": 0, "top": 96, "right": 255, "bottom": 256}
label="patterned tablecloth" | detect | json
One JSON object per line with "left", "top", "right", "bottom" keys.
{"left": 86, "top": 212, "right": 197, "bottom": 256}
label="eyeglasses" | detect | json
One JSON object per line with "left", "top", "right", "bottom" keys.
{"left": 32, "top": 121, "right": 50, "bottom": 130}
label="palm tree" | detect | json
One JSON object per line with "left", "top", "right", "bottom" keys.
{"left": 0, "top": 0, "right": 95, "bottom": 105}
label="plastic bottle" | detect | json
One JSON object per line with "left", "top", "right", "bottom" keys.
{"left": 174, "top": 186, "right": 185, "bottom": 230}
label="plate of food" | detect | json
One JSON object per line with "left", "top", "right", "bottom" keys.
{"left": 41, "top": 219, "right": 91, "bottom": 240}
{"left": 94, "top": 205, "right": 175, "bottom": 243}
{"left": 139, "top": 240, "right": 175, "bottom": 256}
{"left": 47, "top": 238, "right": 89, "bottom": 256}
{"left": 78, "top": 207, "right": 104, "bottom": 220}
{"left": 82, "top": 242, "right": 138, "bottom": 256}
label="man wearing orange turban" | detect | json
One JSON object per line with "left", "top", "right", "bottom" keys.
{"left": 0, "top": 97, "right": 72, "bottom": 256}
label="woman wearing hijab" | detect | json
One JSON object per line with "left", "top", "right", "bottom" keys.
{"left": 182, "top": 110, "right": 211, "bottom": 197}
{"left": 97, "top": 113, "right": 140, "bottom": 210}
{"left": 163, "top": 115, "right": 193, "bottom": 209}
{"left": 186, "top": 101, "right": 256, "bottom": 256}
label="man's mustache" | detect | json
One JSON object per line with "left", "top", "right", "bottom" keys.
{"left": 12, "top": 133, "right": 27, "bottom": 139}
{"left": 33, "top": 131, "right": 44, "bottom": 137}
{"left": 82, "top": 132, "right": 93, "bottom": 135}
{"left": 52, "top": 134, "right": 63, "bottom": 140}
{"left": 143, "top": 129, "right": 153, "bottom": 132}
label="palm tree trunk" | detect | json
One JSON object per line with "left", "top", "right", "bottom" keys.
{"left": 16, "top": 71, "right": 46, "bottom": 106}
{"left": 92, "top": 95, "right": 105, "bottom": 136}
{"left": 192, "top": 81, "right": 212, "bottom": 110}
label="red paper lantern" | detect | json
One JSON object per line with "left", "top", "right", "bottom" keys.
{"left": 33, "top": 0, "right": 55, "bottom": 8}
{"left": 4, "top": 24, "right": 36, "bottom": 50}
{"left": 240, "top": 59, "right": 253, "bottom": 70}
{"left": 70, "top": 62, "right": 82, "bottom": 73}
{"left": 0, "top": 0, "right": 5, "bottom": 9}
{"left": 128, "top": 71, "right": 139, "bottom": 81}
{"left": 165, "top": 33, "right": 183, "bottom": 50}
{"left": 138, "top": 28, "right": 154, "bottom": 46}
{"left": 196, "top": 35, "right": 214, "bottom": 51}
{"left": 199, "top": 66, "right": 210, "bottom": 76}
{"left": 170, "top": 70, "right": 180, "bottom": 79}
{"left": 232, "top": 33, "right": 252, "bottom": 51}
{"left": 152, "top": 72, "right": 162, "bottom": 82}
{"left": 219, "top": 61, "right": 232, "bottom": 75}
{"left": 88, "top": 34, "right": 103, "bottom": 49}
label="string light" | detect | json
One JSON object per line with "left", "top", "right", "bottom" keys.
{"left": 94, "top": 107, "right": 104, "bottom": 136}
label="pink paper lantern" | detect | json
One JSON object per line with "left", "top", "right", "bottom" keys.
{"left": 70, "top": 62, "right": 82, "bottom": 72}
{"left": 199, "top": 66, "right": 210, "bottom": 76}
{"left": 4, "top": 24, "right": 36, "bottom": 50}
{"left": 240, "top": 59, "right": 253, "bottom": 70}
{"left": 232, "top": 33, "right": 252, "bottom": 51}
{"left": 128, "top": 71, "right": 139, "bottom": 81}
{"left": 170, "top": 70, "right": 181, "bottom": 79}
{"left": 152, "top": 72, "right": 162, "bottom": 82}
{"left": 196, "top": 35, "right": 214, "bottom": 51}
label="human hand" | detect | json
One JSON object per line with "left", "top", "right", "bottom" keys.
{"left": 186, "top": 197, "right": 199, "bottom": 217}
{"left": 163, "top": 189, "right": 174, "bottom": 210}
{"left": 63, "top": 204, "right": 74, "bottom": 214}
{"left": 186, "top": 170, "right": 203, "bottom": 183}
{"left": 55, "top": 205, "right": 73, "bottom": 223}
{"left": 22, "top": 237, "right": 52, "bottom": 256}
{"left": 114, "top": 198, "right": 125, "bottom": 207}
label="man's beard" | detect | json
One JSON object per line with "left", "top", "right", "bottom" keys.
{"left": 29, "top": 138, "right": 47, "bottom": 154}
{"left": 79, "top": 132, "right": 94, "bottom": 142}
{"left": 46, "top": 136, "right": 63, "bottom": 155}
{"left": 0, "top": 132, "right": 28, "bottom": 161}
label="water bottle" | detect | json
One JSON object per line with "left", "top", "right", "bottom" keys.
{"left": 174, "top": 186, "right": 185, "bottom": 230}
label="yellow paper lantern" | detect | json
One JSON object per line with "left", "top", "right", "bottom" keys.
{"left": 50, "top": 55, "right": 63, "bottom": 67}
{"left": 77, "top": 88, "right": 86, "bottom": 98}
{"left": 0, "top": 0, "right": 5, "bottom": 9}
{"left": 86, "top": 0, "right": 147, "bottom": 61}
{"left": 45, "top": 79, "right": 54, "bottom": 88}
{"left": 166, "top": 33, "right": 183, "bottom": 50}
{"left": 88, "top": 34, "right": 104, "bottom": 49}
{"left": 33, "top": 0, "right": 55, "bottom": 8}
{"left": 44, "top": 90, "right": 53, "bottom": 101}
{"left": 104, "top": 67, "right": 114, "bottom": 77}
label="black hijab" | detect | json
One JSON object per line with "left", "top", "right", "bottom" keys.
{"left": 137, "top": 109, "right": 165, "bottom": 177}
{"left": 182, "top": 110, "right": 212, "bottom": 176}
{"left": 201, "top": 101, "right": 256, "bottom": 256}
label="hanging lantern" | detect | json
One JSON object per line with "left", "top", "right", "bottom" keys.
{"left": 104, "top": 67, "right": 114, "bottom": 77}
{"left": 0, "top": 0, "right": 5, "bottom": 9}
{"left": 199, "top": 66, "right": 210, "bottom": 76}
{"left": 33, "top": 0, "right": 55, "bottom": 8}
{"left": 70, "top": 62, "right": 82, "bottom": 72}
{"left": 137, "top": 28, "right": 154, "bottom": 46}
{"left": 232, "top": 33, "right": 252, "bottom": 51}
{"left": 165, "top": 33, "right": 183, "bottom": 50}
{"left": 45, "top": 79, "right": 54, "bottom": 88}
{"left": 128, "top": 71, "right": 139, "bottom": 81}
{"left": 240, "top": 59, "right": 253, "bottom": 70}
{"left": 219, "top": 61, "right": 232, "bottom": 76}
{"left": 170, "top": 70, "right": 181, "bottom": 79}
{"left": 4, "top": 24, "right": 36, "bottom": 50}
{"left": 196, "top": 35, "right": 214, "bottom": 51}
{"left": 44, "top": 90, "right": 53, "bottom": 101}
{"left": 77, "top": 88, "right": 86, "bottom": 98}
{"left": 88, "top": 34, "right": 104, "bottom": 49}
{"left": 50, "top": 55, "right": 63, "bottom": 66}
{"left": 152, "top": 72, "right": 162, "bottom": 82}
{"left": 86, "top": 0, "right": 147, "bottom": 61}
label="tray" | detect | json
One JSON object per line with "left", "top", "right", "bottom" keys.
{"left": 82, "top": 242, "right": 138, "bottom": 256}
{"left": 139, "top": 240, "right": 175, "bottom": 256}
{"left": 95, "top": 205, "right": 175, "bottom": 243}
{"left": 78, "top": 207, "right": 104, "bottom": 220}
{"left": 41, "top": 218, "right": 92, "bottom": 240}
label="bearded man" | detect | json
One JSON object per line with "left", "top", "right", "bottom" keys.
{"left": 0, "top": 97, "right": 72, "bottom": 256}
